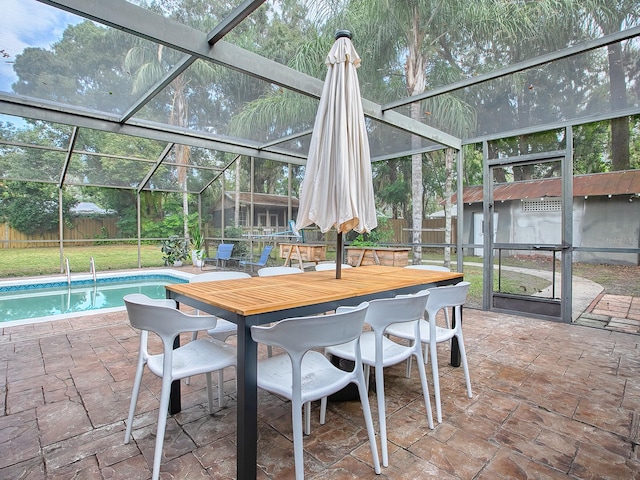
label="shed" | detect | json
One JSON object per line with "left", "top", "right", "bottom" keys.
{"left": 454, "top": 170, "right": 640, "bottom": 265}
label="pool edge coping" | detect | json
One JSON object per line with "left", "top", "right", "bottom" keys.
{"left": 1, "top": 268, "right": 195, "bottom": 328}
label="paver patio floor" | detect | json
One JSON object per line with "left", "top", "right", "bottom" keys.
{"left": 2, "top": 304, "right": 640, "bottom": 479}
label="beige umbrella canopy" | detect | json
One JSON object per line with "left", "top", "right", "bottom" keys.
{"left": 295, "top": 30, "right": 377, "bottom": 278}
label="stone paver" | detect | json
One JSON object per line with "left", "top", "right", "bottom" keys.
{"left": 577, "top": 293, "right": 640, "bottom": 334}
{"left": 2, "top": 293, "right": 640, "bottom": 479}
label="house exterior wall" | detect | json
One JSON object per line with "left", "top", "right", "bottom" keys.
{"left": 464, "top": 197, "right": 639, "bottom": 265}
{"left": 212, "top": 207, "right": 297, "bottom": 232}
{"left": 575, "top": 197, "right": 640, "bottom": 265}
{"left": 511, "top": 201, "right": 562, "bottom": 246}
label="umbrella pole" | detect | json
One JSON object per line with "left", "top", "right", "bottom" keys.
{"left": 336, "top": 232, "right": 343, "bottom": 279}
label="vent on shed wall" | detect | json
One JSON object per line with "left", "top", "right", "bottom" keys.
{"left": 522, "top": 198, "right": 562, "bottom": 212}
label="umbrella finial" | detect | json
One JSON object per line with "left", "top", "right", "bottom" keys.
{"left": 335, "top": 30, "right": 352, "bottom": 40}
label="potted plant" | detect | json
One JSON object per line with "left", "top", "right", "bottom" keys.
{"left": 190, "top": 229, "right": 205, "bottom": 267}
{"left": 345, "top": 220, "right": 410, "bottom": 267}
{"left": 161, "top": 235, "right": 189, "bottom": 267}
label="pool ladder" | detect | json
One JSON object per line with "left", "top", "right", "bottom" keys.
{"left": 64, "top": 257, "right": 97, "bottom": 285}
{"left": 90, "top": 257, "right": 97, "bottom": 283}
{"left": 65, "top": 257, "right": 71, "bottom": 285}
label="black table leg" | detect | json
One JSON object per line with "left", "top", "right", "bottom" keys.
{"left": 237, "top": 315, "right": 258, "bottom": 480}
{"left": 169, "top": 335, "right": 182, "bottom": 414}
{"left": 450, "top": 307, "right": 462, "bottom": 367}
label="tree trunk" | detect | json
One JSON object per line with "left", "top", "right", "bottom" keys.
{"left": 169, "top": 77, "right": 190, "bottom": 239}
{"left": 235, "top": 157, "right": 241, "bottom": 227}
{"left": 608, "top": 42, "right": 629, "bottom": 171}
{"left": 444, "top": 148, "right": 454, "bottom": 269}
{"left": 174, "top": 143, "right": 190, "bottom": 238}
{"left": 406, "top": 14, "right": 426, "bottom": 265}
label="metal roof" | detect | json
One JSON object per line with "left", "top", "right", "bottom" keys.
{"left": 457, "top": 170, "right": 640, "bottom": 204}
{"left": 222, "top": 192, "right": 299, "bottom": 208}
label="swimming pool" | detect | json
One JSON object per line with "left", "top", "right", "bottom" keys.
{"left": 0, "top": 270, "right": 192, "bottom": 327}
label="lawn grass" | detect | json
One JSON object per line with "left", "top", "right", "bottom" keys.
{"left": 0, "top": 244, "right": 165, "bottom": 277}
{"left": 2, "top": 245, "right": 635, "bottom": 300}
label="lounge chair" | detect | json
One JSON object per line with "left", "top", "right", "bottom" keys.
{"left": 239, "top": 245, "right": 273, "bottom": 273}
{"left": 202, "top": 243, "right": 234, "bottom": 269}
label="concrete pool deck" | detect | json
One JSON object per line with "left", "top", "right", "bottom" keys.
{"left": 1, "top": 304, "right": 640, "bottom": 478}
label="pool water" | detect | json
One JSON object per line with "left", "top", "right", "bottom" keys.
{"left": 0, "top": 273, "right": 189, "bottom": 325}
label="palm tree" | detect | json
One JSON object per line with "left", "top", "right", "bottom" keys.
{"left": 318, "top": 0, "right": 498, "bottom": 263}
{"left": 124, "top": 43, "right": 195, "bottom": 239}
{"left": 331, "top": 0, "right": 593, "bottom": 263}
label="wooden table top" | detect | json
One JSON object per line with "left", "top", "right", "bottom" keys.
{"left": 166, "top": 265, "right": 463, "bottom": 317}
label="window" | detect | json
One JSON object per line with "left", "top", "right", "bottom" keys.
{"left": 522, "top": 198, "right": 562, "bottom": 212}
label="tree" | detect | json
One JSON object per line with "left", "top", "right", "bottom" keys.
{"left": 583, "top": 1, "right": 640, "bottom": 171}
{"left": 0, "top": 181, "right": 75, "bottom": 235}
{"left": 0, "top": 121, "right": 78, "bottom": 235}
{"left": 124, "top": 32, "right": 209, "bottom": 239}
{"left": 12, "top": 20, "right": 138, "bottom": 113}
{"left": 313, "top": 0, "right": 575, "bottom": 262}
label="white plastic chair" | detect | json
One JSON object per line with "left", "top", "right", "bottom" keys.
{"left": 314, "top": 262, "right": 353, "bottom": 271}
{"left": 185, "top": 271, "right": 250, "bottom": 385}
{"left": 123, "top": 294, "right": 237, "bottom": 480}
{"left": 405, "top": 264, "right": 450, "bottom": 272}
{"left": 405, "top": 264, "right": 452, "bottom": 328}
{"left": 189, "top": 271, "right": 251, "bottom": 341}
{"left": 257, "top": 266, "right": 304, "bottom": 276}
{"left": 256, "top": 266, "right": 303, "bottom": 359}
{"left": 385, "top": 281, "right": 472, "bottom": 424}
{"left": 251, "top": 302, "right": 381, "bottom": 480}
{"left": 323, "top": 290, "right": 434, "bottom": 467}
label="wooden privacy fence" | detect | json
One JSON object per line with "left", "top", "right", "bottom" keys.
{"left": 2, "top": 217, "right": 456, "bottom": 249}
{"left": 0, "top": 218, "right": 118, "bottom": 248}
{"left": 387, "top": 218, "right": 457, "bottom": 245}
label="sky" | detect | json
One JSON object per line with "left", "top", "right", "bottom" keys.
{"left": 0, "top": 0, "right": 82, "bottom": 92}
{"left": 0, "top": 0, "right": 83, "bottom": 127}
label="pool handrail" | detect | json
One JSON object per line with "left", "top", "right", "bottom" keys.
{"left": 65, "top": 257, "right": 71, "bottom": 285}
{"left": 90, "top": 257, "right": 97, "bottom": 283}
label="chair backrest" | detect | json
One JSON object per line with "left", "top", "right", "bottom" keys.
{"left": 405, "top": 264, "right": 451, "bottom": 272}
{"left": 289, "top": 219, "right": 304, "bottom": 242}
{"left": 190, "top": 271, "right": 250, "bottom": 283}
{"left": 360, "top": 289, "right": 430, "bottom": 333}
{"left": 257, "top": 245, "right": 274, "bottom": 264}
{"left": 251, "top": 302, "right": 369, "bottom": 354}
{"left": 425, "top": 281, "right": 470, "bottom": 320}
{"left": 315, "top": 263, "right": 353, "bottom": 271}
{"left": 124, "top": 293, "right": 217, "bottom": 343}
{"left": 215, "top": 243, "right": 234, "bottom": 260}
{"left": 257, "top": 266, "right": 304, "bottom": 277}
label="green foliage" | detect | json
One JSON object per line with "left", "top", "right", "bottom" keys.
{"left": 348, "top": 217, "right": 394, "bottom": 246}
{"left": 190, "top": 228, "right": 204, "bottom": 251}
{"left": 160, "top": 235, "right": 189, "bottom": 265}
{"left": 93, "top": 226, "right": 110, "bottom": 246}
{"left": 114, "top": 206, "right": 138, "bottom": 238}
{"left": 630, "top": 115, "right": 640, "bottom": 170}
{"left": 372, "top": 159, "right": 411, "bottom": 219}
{"left": 13, "top": 21, "right": 137, "bottom": 109}
{"left": 0, "top": 181, "right": 75, "bottom": 235}
{"left": 573, "top": 122, "right": 609, "bottom": 174}
{"left": 145, "top": 214, "right": 185, "bottom": 239}
{"left": 350, "top": 235, "right": 379, "bottom": 247}
{"left": 224, "top": 225, "right": 248, "bottom": 257}
{"left": 189, "top": 226, "right": 205, "bottom": 261}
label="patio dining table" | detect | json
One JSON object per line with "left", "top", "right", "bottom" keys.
{"left": 165, "top": 265, "right": 463, "bottom": 480}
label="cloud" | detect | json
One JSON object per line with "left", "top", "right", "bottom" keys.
{"left": 0, "top": 0, "right": 83, "bottom": 91}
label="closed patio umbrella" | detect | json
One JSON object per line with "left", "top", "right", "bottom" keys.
{"left": 295, "top": 30, "right": 377, "bottom": 278}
